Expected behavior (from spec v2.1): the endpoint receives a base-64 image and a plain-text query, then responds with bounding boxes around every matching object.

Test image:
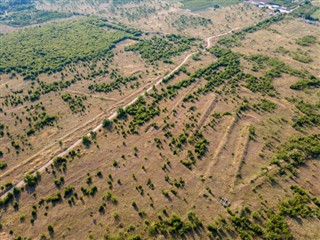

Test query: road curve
[0,28,239,199]
[206,27,240,48]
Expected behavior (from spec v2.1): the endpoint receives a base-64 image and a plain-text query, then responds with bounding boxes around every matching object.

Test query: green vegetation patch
[61,93,86,113]
[243,53,307,95]
[0,0,34,15]
[269,0,297,8]
[88,75,138,93]
[179,0,240,11]
[208,186,320,239]
[172,15,212,30]
[290,76,320,90]
[296,35,318,46]
[271,134,320,175]
[290,99,320,129]
[124,34,197,63]
[126,96,160,134]
[291,50,312,63]
[252,99,276,112]
[290,2,320,21]
[0,17,132,79]
[0,10,74,27]
[311,9,320,20]
[148,212,202,236]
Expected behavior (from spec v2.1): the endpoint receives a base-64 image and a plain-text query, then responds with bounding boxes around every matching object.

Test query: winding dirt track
[206,28,240,48]
[0,28,240,199]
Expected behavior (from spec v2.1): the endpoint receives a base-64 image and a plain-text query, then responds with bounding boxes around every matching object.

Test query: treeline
[88,75,138,93]
[290,77,320,90]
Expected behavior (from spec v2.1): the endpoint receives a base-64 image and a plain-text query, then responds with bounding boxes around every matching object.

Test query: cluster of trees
[120,5,156,22]
[208,186,320,239]
[4,75,83,108]
[290,76,320,90]
[24,171,41,187]
[125,96,160,134]
[279,185,319,218]
[101,21,142,37]
[0,10,74,27]
[148,212,202,236]
[163,46,240,97]
[290,1,320,20]
[61,93,86,113]
[33,113,58,131]
[291,50,313,63]
[290,99,320,129]
[243,53,308,95]
[163,65,190,84]
[124,34,196,63]
[20,103,57,137]
[271,134,320,174]
[172,15,212,30]
[0,187,21,209]
[53,157,67,170]
[88,75,138,93]
[0,17,132,79]
[248,99,275,113]
[296,35,318,46]
[194,133,208,158]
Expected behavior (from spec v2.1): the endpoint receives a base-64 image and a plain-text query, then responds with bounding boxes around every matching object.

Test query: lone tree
[117,107,126,119]
[82,135,91,147]
[102,119,112,129]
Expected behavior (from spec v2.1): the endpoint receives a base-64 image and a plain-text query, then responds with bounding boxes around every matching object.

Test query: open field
[1,1,320,239]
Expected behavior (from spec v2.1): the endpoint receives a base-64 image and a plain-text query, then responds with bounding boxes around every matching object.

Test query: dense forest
[0,17,133,79]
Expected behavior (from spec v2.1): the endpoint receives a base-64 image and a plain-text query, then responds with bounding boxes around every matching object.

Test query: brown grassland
[0,1,320,240]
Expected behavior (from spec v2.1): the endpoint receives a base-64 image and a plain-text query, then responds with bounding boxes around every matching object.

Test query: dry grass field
[1,1,320,239]
[36,0,271,38]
